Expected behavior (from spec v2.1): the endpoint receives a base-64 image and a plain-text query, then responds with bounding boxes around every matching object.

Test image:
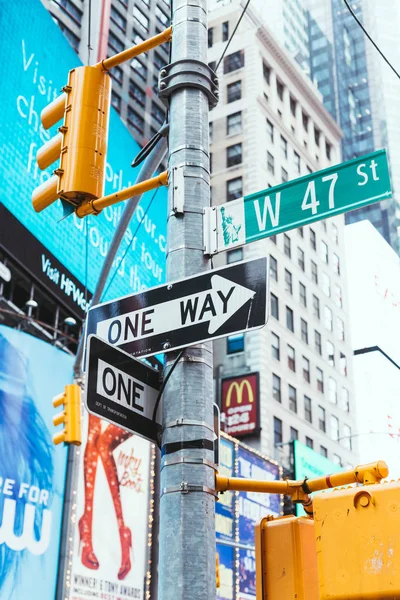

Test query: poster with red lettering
[221,373,260,438]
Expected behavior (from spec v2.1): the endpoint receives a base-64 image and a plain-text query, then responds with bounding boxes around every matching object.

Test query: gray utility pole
[158,0,218,598]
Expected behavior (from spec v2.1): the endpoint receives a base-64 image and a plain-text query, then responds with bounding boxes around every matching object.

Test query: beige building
[209,1,358,471]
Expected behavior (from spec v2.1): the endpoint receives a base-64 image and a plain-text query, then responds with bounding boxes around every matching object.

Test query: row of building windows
[208,21,229,47]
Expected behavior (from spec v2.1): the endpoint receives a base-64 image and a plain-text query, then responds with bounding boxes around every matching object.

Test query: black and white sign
[86,257,268,358]
[85,335,162,442]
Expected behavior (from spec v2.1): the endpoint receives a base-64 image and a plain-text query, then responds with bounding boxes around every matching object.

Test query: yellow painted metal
[32,175,59,213]
[37,133,63,170]
[255,515,319,600]
[52,384,82,446]
[75,170,169,217]
[41,93,66,130]
[314,480,400,599]
[216,553,220,589]
[99,27,172,71]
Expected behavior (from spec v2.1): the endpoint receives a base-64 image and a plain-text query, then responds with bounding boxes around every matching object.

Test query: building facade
[208,1,357,472]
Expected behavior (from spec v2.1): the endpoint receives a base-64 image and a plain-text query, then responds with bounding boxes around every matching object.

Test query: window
[267,119,274,142]
[311,261,318,284]
[332,454,342,467]
[227,177,243,201]
[296,249,305,274]
[324,306,333,331]
[273,374,281,403]
[334,284,343,308]
[110,65,123,85]
[302,112,309,131]
[304,396,312,423]
[267,152,275,175]
[281,135,288,159]
[301,319,308,344]
[320,241,329,264]
[327,341,335,366]
[341,388,350,412]
[133,6,149,30]
[227,143,242,167]
[227,333,244,353]
[290,427,299,441]
[312,295,320,319]
[306,437,314,449]
[317,367,324,392]
[270,256,278,281]
[270,235,277,244]
[271,293,279,319]
[277,79,284,101]
[109,31,124,52]
[131,57,148,81]
[111,6,127,31]
[331,415,339,441]
[222,21,229,41]
[318,406,326,432]
[288,345,296,371]
[286,306,294,332]
[331,223,339,245]
[155,4,169,26]
[310,228,316,250]
[285,269,293,295]
[294,151,301,174]
[227,111,242,135]
[224,50,244,74]
[303,356,310,383]
[57,0,83,23]
[290,96,297,116]
[111,91,121,112]
[299,282,307,307]
[289,385,297,413]
[322,273,331,297]
[153,51,164,71]
[333,253,341,275]
[208,27,213,48]
[227,248,243,263]
[274,417,283,445]
[271,333,280,360]
[132,28,145,45]
[340,352,347,376]
[337,318,345,341]
[328,377,337,404]
[314,127,320,147]
[151,102,164,124]
[342,424,352,450]
[284,234,291,258]
[263,61,271,84]
[129,81,146,106]
[127,107,145,134]
[227,81,241,103]
[320,445,328,458]
[281,167,288,182]
[315,330,322,355]
[326,141,332,160]
[209,121,213,144]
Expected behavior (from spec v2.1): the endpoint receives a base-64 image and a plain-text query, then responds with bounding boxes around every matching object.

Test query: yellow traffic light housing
[32,65,111,214]
[53,383,82,445]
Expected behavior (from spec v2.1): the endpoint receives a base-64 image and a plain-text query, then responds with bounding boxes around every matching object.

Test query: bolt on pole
[158,0,215,598]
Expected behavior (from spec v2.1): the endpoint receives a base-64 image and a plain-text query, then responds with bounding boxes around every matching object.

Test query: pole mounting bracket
[161,482,218,498]
[159,60,219,108]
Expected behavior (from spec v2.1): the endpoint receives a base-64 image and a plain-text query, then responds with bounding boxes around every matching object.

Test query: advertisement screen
[216,438,236,600]
[0,325,73,599]
[217,543,235,600]
[0,0,167,314]
[221,374,260,438]
[71,413,154,600]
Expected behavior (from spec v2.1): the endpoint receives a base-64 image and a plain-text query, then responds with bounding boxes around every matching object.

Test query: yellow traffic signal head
[52,383,82,446]
[32,65,111,215]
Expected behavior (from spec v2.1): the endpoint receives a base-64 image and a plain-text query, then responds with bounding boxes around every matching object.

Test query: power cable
[215,0,251,72]
[87,0,93,64]
[100,187,160,301]
[131,122,169,168]
[342,0,400,81]
[152,349,185,448]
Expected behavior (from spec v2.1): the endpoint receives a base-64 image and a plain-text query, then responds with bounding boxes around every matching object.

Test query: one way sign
[86,257,268,358]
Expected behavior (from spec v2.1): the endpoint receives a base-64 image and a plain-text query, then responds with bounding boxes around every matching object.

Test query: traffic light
[255,515,319,600]
[32,65,111,214]
[314,479,400,600]
[52,383,82,445]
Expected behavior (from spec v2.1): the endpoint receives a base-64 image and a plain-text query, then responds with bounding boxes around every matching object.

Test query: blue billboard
[0,325,73,599]
[0,0,167,311]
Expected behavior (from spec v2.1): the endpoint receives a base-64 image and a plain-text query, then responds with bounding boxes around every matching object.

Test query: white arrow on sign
[96,274,256,347]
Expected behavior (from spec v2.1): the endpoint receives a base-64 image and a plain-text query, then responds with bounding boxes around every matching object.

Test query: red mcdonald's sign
[221,373,260,438]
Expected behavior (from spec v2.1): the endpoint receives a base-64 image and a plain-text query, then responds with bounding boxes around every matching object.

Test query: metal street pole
[158,0,217,597]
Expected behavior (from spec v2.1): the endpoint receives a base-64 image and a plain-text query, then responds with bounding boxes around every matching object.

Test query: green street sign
[204,149,392,255]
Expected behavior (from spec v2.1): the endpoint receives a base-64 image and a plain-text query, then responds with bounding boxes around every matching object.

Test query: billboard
[70,413,154,599]
[0,325,73,599]
[216,437,236,600]
[0,0,167,316]
[221,373,260,438]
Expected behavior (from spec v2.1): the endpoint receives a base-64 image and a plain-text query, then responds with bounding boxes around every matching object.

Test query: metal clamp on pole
[164,418,214,433]
[203,206,218,255]
[161,482,218,498]
[158,60,219,109]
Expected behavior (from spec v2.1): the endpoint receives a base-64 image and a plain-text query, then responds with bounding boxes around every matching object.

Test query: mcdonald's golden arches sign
[221,373,260,438]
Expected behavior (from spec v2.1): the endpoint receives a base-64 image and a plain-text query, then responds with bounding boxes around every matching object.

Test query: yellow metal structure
[255,515,318,600]
[52,383,82,446]
[32,65,111,213]
[216,553,220,589]
[75,170,168,218]
[314,479,400,600]
[99,27,172,71]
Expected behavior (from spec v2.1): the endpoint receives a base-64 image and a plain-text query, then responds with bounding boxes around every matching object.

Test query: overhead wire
[342,0,400,81]
[215,0,251,72]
